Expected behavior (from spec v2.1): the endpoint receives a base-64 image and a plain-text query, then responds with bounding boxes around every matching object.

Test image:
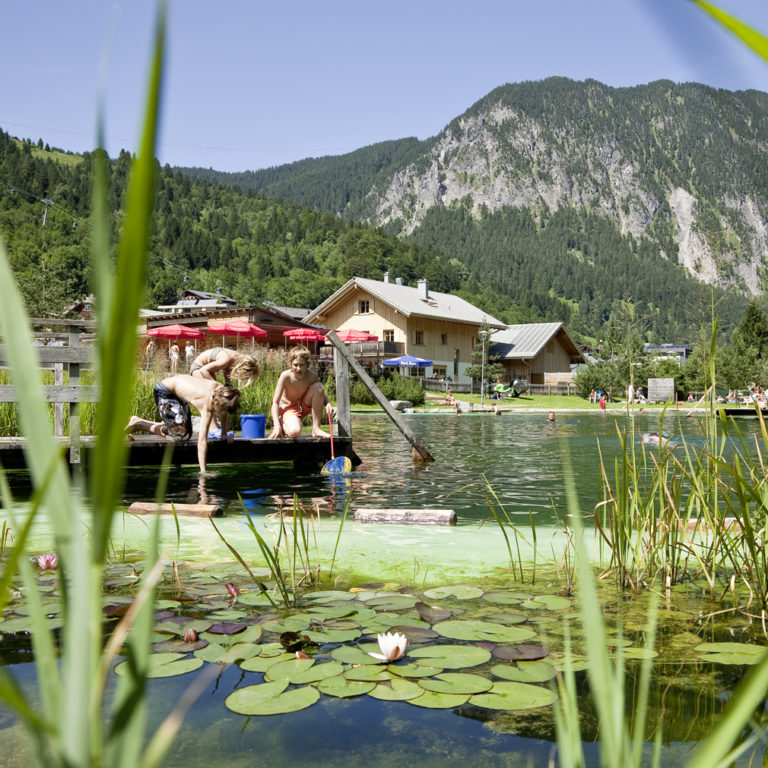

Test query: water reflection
[4,410,754,526]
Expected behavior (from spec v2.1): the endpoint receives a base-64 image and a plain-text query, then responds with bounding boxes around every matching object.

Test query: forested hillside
[179,77,768,340]
[2,73,757,343]
[0,131,459,317]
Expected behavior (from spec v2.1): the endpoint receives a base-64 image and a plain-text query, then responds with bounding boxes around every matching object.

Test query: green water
[1,410,767,767]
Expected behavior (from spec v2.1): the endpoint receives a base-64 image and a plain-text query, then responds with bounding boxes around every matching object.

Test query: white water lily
[368,631,408,661]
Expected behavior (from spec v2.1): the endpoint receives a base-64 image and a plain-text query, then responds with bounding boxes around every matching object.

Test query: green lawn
[350,393,672,411]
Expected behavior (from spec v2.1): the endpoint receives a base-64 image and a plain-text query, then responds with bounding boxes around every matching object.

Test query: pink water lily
[368,631,408,662]
[183,627,199,644]
[225,583,240,602]
[37,552,58,571]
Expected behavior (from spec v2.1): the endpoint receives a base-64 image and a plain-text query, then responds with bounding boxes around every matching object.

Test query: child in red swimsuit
[268,346,329,439]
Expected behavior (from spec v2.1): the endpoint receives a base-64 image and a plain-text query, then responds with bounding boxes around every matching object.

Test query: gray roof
[306,277,505,328]
[491,322,584,362]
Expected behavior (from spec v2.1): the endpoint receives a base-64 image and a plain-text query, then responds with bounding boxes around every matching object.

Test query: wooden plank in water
[354,508,455,525]
[128,502,222,517]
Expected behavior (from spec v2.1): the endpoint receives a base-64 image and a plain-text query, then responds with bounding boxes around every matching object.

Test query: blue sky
[2,1,767,172]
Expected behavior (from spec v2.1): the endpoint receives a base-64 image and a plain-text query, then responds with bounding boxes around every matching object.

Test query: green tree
[464,322,505,388]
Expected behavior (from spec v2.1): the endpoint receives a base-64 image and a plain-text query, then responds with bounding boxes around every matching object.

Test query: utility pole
[41,198,53,227]
[479,329,490,410]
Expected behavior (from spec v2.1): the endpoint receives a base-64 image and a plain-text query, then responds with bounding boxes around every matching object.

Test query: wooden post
[54,363,64,436]
[333,346,352,438]
[325,331,434,463]
[67,324,81,464]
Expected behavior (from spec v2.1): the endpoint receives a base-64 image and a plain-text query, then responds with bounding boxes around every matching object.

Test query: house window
[441,334,447,345]
[383,329,394,342]
[359,300,371,314]
[415,330,424,345]
[432,365,447,378]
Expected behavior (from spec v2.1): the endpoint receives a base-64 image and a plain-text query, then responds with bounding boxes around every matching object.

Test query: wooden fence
[0,319,97,462]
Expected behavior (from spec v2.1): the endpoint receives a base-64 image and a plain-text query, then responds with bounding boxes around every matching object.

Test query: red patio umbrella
[283,327,327,353]
[208,319,267,348]
[147,324,206,339]
[283,328,327,342]
[334,329,378,342]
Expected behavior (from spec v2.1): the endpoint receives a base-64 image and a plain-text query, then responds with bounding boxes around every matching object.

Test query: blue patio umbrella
[382,354,433,367]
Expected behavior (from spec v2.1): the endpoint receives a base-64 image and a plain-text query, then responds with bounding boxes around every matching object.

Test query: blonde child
[190,347,259,387]
[268,346,329,439]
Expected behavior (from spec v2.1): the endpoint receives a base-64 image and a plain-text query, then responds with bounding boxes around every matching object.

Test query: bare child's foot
[125,416,142,434]
[312,427,330,438]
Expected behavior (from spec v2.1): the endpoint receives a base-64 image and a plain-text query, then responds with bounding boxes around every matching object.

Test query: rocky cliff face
[364,84,768,295]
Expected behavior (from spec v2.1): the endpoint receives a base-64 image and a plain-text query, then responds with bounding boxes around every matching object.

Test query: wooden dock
[0,434,359,472]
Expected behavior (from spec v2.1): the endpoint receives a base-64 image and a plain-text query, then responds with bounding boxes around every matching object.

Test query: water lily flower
[183,627,199,644]
[368,631,408,662]
[225,583,240,602]
[37,552,58,571]
[294,650,311,660]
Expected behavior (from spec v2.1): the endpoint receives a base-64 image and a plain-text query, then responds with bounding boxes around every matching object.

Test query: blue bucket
[240,414,266,439]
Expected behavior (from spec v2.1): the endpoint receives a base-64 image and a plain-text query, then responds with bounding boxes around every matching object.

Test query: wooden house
[490,322,585,386]
[304,275,505,383]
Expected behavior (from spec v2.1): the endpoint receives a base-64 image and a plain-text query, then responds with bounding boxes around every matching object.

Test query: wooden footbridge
[0,321,432,473]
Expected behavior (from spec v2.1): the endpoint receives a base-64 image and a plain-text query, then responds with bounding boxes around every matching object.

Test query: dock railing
[0,318,97,462]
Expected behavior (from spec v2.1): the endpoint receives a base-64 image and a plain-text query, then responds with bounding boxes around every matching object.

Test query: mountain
[183,77,768,340]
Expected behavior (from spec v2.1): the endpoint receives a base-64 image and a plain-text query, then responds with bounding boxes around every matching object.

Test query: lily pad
[694,642,768,665]
[304,628,361,644]
[306,590,358,602]
[220,624,262,644]
[415,602,453,623]
[481,613,529,626]
[470,681,556,711]
[388,663,443,678]
[258,642,289,657]
[409,644,491,669]
[407,690,470,709]
[315,675,376,698]
[491,660,557,683]
[492,644,549,661]
[152,637,210,653]
[225,680,319,715]
[621,647,659,660]
[236,591,276,607]
[329,644,382,665]
[387,625,438,642]
[305,605,359,621]
[207,622,247,635]
[520,595,571,611]
[344,665,391,682]
[552,655,591,673]
[423,585,484,601]
[115,653,203,679]
[194,642,261,664]
[261,617,312,634]
[434,619,536,644]
[418,672,493,695]
[364,595,418,611]
[482,591,527,605]
[288,661,346,685]
[368,677,425,701]
[264,657,316,682]
[239,652,295,672]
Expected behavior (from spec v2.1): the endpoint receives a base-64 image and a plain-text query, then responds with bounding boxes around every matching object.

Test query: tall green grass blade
[693,1,768,63]
[90,3,166,562]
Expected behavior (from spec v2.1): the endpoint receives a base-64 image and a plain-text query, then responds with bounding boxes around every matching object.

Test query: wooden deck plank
[0,435,360,471]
